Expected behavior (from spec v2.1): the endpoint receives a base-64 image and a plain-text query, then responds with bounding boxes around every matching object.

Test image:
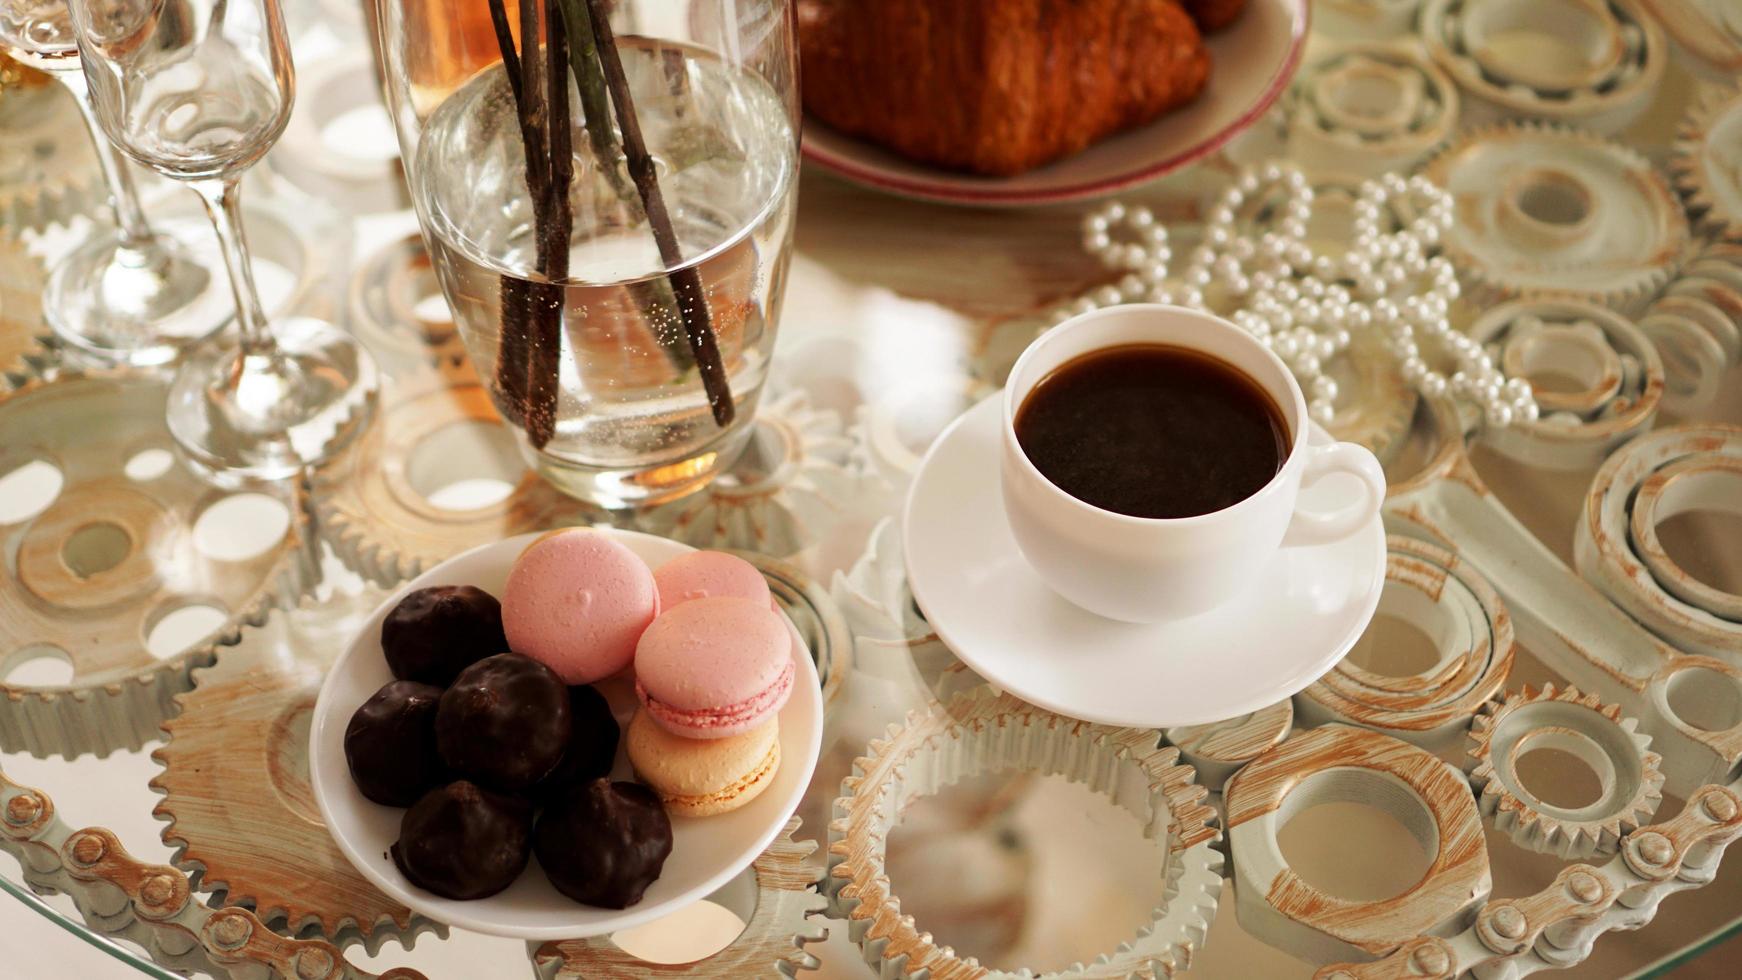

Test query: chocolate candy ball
[344,680,446,807]
[436,653,570,793]
[392,781,531,900]
[382,585,508,686]
[531,685,621,802]
[535,779,672,909]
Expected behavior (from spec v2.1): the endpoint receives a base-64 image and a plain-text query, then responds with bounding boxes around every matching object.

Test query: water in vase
[412,38,797,504]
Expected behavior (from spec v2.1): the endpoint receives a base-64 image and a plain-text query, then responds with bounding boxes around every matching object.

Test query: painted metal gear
[1421,0,1665,135]
[1576,424,1742,661]
[828,688,1222,978]
[3,767,428,980]
[849,374,992,498]
[0,72,101,237]
[1467,684,1664,859]
[1166,698,1294,792]
[345,233,472,385]
[530,817,828,978]
[1227,725,1490,964]
[1296,535,1515,752]
[0,369,317,759]
[1424,123,1689,313]
[312,374,600,586]
[1280,42,1461,179]
[0,236,56,389]
[1466,298,1663,471]
[1639,242,1742,415]
[634,389,874,560]
[150,584,443,951]
[1641,0,1742,82]
[1671,81,1742,244]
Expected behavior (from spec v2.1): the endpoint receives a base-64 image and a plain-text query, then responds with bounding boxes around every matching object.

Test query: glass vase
[372,0,799,507]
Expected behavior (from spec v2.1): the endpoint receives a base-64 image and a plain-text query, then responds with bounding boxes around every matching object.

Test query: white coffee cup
[1001,304,1386,623]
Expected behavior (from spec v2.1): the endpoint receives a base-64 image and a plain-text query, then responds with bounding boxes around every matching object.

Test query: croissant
[797,0,1217,177]
[1184,0,1249,32]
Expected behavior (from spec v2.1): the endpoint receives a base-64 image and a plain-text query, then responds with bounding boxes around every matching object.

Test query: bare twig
[485,0,532,426]
[556,0,693,373]
[582,0,735,426]
[554,0,638,210]
[524,0,574,449]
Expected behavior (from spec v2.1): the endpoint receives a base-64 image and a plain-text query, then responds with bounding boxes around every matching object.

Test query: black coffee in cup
[1013,343,1289,519]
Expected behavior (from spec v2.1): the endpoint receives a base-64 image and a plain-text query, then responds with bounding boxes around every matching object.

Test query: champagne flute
[0,0,230,365]
[62,0,377,478]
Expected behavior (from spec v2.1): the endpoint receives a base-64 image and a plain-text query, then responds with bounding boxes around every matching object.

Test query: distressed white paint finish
[1421,0,1666,134]
[1467,684,1664,859]
[1226,724,1490,965]
[1296,535,1513,752]
[828,689,1222,979]
[1423,124,1689,313]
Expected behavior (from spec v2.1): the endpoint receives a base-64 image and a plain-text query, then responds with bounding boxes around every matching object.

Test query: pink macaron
[634,596,794,739]
[653,550,772,612]
[502,529,659,685]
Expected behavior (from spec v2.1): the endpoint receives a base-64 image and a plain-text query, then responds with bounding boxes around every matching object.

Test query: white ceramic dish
[903,396,1386,728]
[800,0,1309,205]
[309,529,824,940]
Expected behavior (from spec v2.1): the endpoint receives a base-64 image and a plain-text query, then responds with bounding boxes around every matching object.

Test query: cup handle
[1282,440,1387,547]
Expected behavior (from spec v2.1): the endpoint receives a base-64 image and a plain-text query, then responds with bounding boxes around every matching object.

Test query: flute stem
[61,72,156,252]
[190,177,274,354]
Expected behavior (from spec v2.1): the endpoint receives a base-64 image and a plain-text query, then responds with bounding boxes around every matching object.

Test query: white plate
[309,529,824,940]
[903,396,1385,728]
[801,0,1309,205]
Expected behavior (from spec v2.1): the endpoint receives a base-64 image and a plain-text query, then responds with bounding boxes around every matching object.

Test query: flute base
[166,317,379,482]
[43,226,231,367]
[521,420,755,511]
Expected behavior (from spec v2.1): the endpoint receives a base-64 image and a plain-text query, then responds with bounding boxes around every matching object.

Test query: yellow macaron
[625,708,780,817]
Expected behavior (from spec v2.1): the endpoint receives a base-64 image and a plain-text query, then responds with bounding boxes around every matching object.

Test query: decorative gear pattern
[1466,298,1664,471]
[1671,81,1742,244]
[634,389,873,559]
[2,766,428,980]
[345,233,473,385]
[531,818,828,978]
[1297,535,1514,750]
[0,77,101,238]
[1280,43,1460,178]
[1640,0,1742,83]
[1314,783,1742,979]
[1425,123,1689,313]
[1226,724,1491,963]
[1642,238,1742,415]
[1421,0,1665,135]
[828,689,1222,979]
[0,370,317,759]
[0,236,56,389]
[1576,424,1742,661]
[1467,684,1664,859]
[150,584,442,951]
[312,375,600,586]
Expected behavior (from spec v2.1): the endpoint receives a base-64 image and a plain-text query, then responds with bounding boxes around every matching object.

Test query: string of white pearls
[1067,163,1539,429]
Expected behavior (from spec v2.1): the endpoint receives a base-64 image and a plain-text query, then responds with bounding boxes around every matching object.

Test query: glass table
[4,1,1742,977]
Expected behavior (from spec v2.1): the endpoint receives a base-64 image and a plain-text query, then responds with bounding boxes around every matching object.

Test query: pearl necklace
[1069,163,1539,429]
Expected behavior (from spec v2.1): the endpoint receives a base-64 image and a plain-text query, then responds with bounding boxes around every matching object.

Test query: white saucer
[903,396,1386,728]
[309,530,824,940]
